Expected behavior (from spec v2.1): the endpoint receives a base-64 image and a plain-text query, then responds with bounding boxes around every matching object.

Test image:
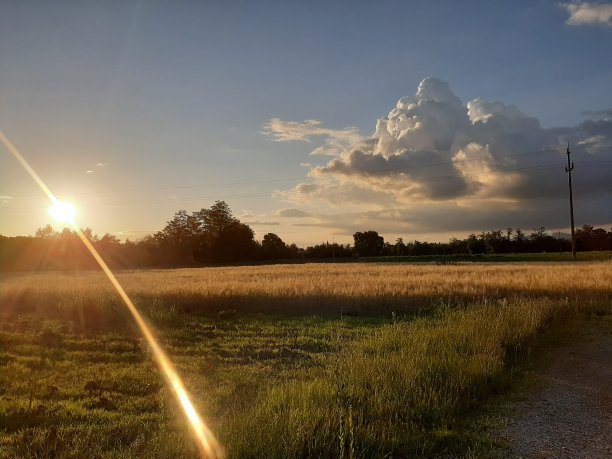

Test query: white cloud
[262,118,364,156]
[0,195,12,204]
[562,2,612,26]
[271,77,612,234]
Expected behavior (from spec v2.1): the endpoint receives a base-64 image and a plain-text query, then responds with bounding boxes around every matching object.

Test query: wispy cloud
[562,2,612,26]
[262,118,363,156]
[85,162,107,174]
[276,208,312,218]
[0,195,12,204]
[244,221,280,226]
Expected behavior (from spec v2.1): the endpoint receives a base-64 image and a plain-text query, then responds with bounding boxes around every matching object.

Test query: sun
[48,201,77,224]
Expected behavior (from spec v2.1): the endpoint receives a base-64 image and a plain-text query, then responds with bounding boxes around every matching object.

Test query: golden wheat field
[3,262,611,315]
[1,262,611,458]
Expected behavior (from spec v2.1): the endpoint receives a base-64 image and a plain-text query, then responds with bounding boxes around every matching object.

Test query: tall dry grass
[2,262,611,322]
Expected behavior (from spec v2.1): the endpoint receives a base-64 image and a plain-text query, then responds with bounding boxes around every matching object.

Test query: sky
[1,0,611,246]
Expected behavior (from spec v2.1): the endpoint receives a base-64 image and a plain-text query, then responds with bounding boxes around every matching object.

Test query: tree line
[1,200,611,271]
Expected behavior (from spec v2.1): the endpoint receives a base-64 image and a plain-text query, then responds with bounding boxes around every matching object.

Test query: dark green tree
[261,233,288,259]
[353,231,384,257]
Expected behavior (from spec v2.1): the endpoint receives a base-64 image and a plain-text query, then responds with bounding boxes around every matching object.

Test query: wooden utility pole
[565,143,576,260]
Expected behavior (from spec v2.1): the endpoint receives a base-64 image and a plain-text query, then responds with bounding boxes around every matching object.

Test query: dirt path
[502,323,612,458]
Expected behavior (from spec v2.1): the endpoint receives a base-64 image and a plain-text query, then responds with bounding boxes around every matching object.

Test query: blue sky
[1,1,611,244]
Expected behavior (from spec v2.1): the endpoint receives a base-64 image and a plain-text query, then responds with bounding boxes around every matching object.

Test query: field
[1,262,611,458]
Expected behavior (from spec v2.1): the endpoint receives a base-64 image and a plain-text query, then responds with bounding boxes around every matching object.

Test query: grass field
[1,262,611,458]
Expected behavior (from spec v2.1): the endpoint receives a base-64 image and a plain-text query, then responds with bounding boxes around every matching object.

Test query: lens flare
[0,132,224,458]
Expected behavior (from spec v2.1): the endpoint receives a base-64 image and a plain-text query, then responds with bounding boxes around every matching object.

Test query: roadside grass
[226,298,611,458]
[0,262,610,457]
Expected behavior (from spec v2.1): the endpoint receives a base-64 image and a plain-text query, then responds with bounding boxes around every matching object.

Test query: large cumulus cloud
[270,78,612,237]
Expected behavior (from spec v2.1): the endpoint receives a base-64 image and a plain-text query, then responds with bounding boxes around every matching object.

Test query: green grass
[1,264,610,457]
[0,312,391,458]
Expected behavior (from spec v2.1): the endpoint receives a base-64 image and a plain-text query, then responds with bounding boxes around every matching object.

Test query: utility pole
[565,143,576,260]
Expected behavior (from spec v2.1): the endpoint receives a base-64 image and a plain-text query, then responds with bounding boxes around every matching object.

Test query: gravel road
[502,324,612,458]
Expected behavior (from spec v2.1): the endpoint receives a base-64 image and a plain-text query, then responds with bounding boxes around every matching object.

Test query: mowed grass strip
[0,262,610,457]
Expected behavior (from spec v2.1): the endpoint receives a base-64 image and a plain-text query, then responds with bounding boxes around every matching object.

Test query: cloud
[272,77,612,235]
[263,118,364,156]
[562,2,612,26]
[0,195,12,204]
[582,109,612,120]
[244,221,280,226]
[85,162,107,174]
[276,208,312,218]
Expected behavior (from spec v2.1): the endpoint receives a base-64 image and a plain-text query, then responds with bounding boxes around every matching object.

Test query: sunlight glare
[48,201,77,224]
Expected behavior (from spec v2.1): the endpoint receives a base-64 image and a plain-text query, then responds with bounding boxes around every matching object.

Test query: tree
[466,233,486,254]
[154,201,257,264]
[483,230,505,254]
[158,210,198,264]
[213,220,257,262]
[529,227,556,252]
[35,225,57,239]
[82,227,99,243]
[193,201,257,262]
[394,237,406,256]
[513,228,525,253]
[261,233,288,259]
[195,201,238,236]
[448,237,467,254]
[353,231,384,257]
